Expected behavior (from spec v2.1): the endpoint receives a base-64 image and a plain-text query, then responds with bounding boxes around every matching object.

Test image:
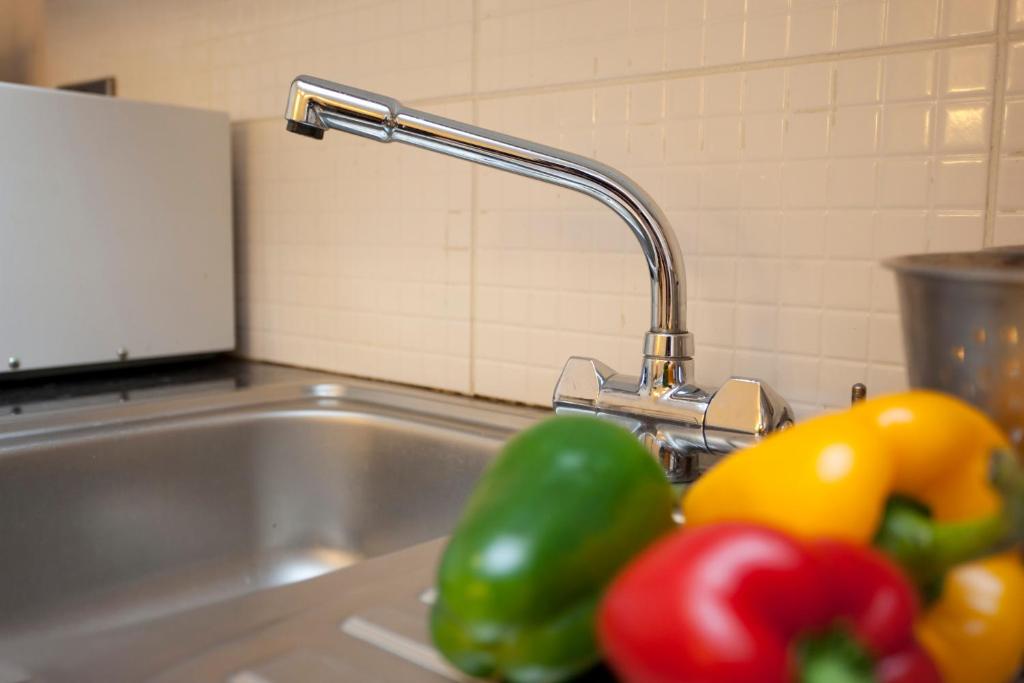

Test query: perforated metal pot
[887,247,1024,450]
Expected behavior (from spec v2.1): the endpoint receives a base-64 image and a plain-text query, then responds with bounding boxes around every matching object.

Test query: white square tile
[596,85,630,123]
[704,72,744,115]
[936,101,989,153]
[788,4,836,56]
[744,11,788,62]
[702,117,743,161]
[821,311,869,360]
[871,264,901,312]
[735,304,778,350]
[781,211,827,256]
[693,347,735,388]
[665,120,702,162]
[825,210,874,259]
[940,44,995,97]
[874,211,928,257]
[747,0,791,16]
[830,106,880,156]
[933,158,988,208]
[741,163,783,207]
[1015,0,1024,29]
[704,19,745,66]
[998,158,1024,211]
[879,159,930,207]
[828,159,878,207]
[695,302,736,346]
[662,166,702,208]
[993,214,1024,246]
[630,82,665,122]
[666,78,702,118]
[1009,43,1024,94]
[785,112,831,158]
[928,213,984,252]
[734,350,778,385]
[698,211,740,253]
[788,62,833,111]
[665,0,704,27]
[778,307,821,355]
[818,358,870,409]
[701,166,742,208]
[779,260,825,305]
[881,103,933,154]
[736,258,779,303]
[836,57,882,105]
[1005,99,1024,154]
[884,0,939,44]
[665,25,703,69]
[836,0,884,50]
[627,30,665,73]
[940,0,997,37]
[629,123,665,164]
[706,0,745,20]
[783,161,829,207]
[883,51,936,102]
[869,314,904,364]
[744,69,787,112]
[823,260,871,309]
[776,354,821,404]
[738,211,782,255]
[867,364,909,396]
[744,114,786,159]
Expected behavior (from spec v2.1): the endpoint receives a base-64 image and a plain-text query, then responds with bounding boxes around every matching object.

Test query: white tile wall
[25,0,1024,416]
[233,106,474,393]
[998,40,1024,247]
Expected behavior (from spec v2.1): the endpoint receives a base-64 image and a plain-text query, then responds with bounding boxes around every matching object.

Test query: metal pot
[887,247,1024,450]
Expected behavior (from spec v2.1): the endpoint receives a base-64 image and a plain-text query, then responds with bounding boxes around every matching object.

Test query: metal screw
[117,347,129,361]
[851,383,867,405]
[7,357,19,370]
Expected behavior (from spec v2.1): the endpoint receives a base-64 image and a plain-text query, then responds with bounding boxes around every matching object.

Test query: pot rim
[884,247,1024,285]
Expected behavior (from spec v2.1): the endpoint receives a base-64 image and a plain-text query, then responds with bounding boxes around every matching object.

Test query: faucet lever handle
[551,357,615,411]
[703,377,794,456]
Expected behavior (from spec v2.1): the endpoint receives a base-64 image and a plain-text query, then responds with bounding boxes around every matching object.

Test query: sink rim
[0,371,548,449]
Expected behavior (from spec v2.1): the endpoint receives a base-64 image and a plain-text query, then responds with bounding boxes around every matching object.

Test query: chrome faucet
[284,75,793,482]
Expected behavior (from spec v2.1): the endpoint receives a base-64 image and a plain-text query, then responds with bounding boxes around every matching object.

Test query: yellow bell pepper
[683,390,1008,542]
[916,553,1024,683]
[682,390,1024,683]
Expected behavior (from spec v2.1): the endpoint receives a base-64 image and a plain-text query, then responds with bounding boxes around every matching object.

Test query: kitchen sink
[0,363,544,681]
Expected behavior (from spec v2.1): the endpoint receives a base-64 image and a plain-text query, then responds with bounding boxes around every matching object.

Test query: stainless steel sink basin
[0,363,543,681]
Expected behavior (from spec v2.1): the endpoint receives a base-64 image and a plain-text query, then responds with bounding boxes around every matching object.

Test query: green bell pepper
[430,415,675,683]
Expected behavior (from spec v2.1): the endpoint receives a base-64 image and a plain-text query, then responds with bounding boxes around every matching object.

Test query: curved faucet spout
[285,74,795,483]
[285,75,688,349]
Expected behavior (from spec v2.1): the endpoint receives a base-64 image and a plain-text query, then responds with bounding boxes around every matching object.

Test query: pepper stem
[799,630,877,683]
[991,447,1024,546]
[873,448,1024,599]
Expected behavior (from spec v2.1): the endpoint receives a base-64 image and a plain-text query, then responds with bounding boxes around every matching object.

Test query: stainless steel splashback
[0,83,234,376]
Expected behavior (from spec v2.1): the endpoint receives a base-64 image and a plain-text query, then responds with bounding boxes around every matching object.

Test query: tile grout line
[410,30,1005,108]
[467,0,480,397]
[983,0,1012,247]
[226,31,1022,126]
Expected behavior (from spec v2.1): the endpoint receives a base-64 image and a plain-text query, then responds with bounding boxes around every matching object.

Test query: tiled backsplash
[26,0,1024,416]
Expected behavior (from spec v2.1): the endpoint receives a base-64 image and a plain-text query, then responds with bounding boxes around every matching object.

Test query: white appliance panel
[0,83,234,374]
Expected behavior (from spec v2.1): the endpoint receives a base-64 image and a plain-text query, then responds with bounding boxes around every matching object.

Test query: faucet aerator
[286,120,325,140]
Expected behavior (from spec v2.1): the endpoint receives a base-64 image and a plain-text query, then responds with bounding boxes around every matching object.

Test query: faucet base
[553,356,794,482]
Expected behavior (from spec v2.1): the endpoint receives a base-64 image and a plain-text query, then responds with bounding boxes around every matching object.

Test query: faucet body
[285,75,793,482]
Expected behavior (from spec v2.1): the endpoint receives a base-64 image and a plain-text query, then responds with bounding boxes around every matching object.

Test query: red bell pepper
[598,523,942,683]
